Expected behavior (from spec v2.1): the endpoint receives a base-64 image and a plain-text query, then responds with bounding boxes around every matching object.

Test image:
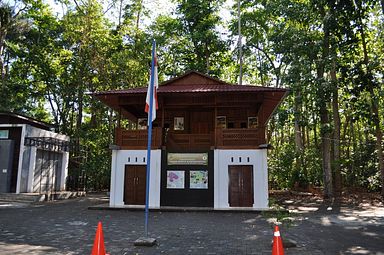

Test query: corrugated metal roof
[93,83,287,96]
[0,111,54,130]
[92,71,288,97]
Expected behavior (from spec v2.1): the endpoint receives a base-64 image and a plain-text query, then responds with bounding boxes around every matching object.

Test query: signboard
[0,130,9,139]
[167,153,208,166]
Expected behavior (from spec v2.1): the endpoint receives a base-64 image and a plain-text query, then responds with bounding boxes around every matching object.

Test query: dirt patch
[270,189,383,208]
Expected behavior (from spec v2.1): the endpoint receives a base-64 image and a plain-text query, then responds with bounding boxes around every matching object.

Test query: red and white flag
[145,43,158,123]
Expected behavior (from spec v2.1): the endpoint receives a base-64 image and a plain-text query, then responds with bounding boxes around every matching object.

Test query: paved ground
[0,194,383,255]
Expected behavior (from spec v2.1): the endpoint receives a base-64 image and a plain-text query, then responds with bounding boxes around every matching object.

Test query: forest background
[1,0,383,199]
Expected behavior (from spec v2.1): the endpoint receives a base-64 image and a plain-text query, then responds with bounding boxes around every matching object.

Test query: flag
[145,42,158,124]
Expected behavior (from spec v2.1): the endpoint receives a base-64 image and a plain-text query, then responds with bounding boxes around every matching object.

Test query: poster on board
[167,170,185,189]
[190,170,208,189]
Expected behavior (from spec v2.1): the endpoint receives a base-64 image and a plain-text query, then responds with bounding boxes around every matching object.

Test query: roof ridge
[160,70,234,86]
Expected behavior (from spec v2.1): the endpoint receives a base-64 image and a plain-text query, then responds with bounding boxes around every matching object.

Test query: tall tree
[173,0,229,76]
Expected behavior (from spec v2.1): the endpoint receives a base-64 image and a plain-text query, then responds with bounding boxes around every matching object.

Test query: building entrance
[228,165,254,207]
[124,165,147,205]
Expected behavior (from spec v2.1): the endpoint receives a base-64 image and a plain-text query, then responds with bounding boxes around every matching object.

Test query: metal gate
[33,149,62,194]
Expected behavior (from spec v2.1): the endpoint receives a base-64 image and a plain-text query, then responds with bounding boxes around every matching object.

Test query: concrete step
[0,191,86,203]
[0,193,45,203]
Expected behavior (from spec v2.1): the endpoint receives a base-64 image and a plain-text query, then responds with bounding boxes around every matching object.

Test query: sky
[4,0,235,32]
[45,0,235,27]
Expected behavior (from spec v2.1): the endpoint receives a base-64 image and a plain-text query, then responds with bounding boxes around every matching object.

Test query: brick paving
[0,195,383,255]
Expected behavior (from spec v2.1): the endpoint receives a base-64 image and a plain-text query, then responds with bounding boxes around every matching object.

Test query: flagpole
[144,40,156,237]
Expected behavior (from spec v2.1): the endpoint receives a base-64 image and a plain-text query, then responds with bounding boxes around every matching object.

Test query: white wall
[111,149,269,210]
[110,149,161,208]
[26,125,70,193]
[0,124,70,193]
[25,125,69,141]
[214,149,269,210]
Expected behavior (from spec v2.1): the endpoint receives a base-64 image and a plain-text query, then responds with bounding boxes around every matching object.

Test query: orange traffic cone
[91,222,106,255]
[272,225,284,255]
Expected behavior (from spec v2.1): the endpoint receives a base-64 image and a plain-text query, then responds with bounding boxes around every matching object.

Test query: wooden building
[0,112,70,194]
[94,71,287,210]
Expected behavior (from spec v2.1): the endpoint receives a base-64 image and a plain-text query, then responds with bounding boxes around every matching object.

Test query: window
[174,117,184,130]
[248,117,258,128]
[138,118,147,130]
[0,130,9,139]
[216,116,226,129]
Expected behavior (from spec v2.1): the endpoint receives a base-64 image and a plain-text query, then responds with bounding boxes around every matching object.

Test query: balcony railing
[114,127,265,150]
[115,127,162,149]
[215,128,265,149]
[166,132,214,151]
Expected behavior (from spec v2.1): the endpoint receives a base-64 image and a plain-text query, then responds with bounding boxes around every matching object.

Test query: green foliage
[1,0,383,194]
[81,121,112,191]
[343,136,380,191]
[152,0,229,77]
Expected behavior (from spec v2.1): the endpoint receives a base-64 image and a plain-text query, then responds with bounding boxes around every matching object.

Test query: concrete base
[134,237,157,247]
[88,203,273,212]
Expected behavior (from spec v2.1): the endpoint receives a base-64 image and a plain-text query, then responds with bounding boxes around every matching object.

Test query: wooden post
[214,95,217,148]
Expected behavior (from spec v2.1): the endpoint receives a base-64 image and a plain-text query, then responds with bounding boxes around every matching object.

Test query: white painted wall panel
[111,149,268,210]
[214,149,269,210]
[109,150,161,208]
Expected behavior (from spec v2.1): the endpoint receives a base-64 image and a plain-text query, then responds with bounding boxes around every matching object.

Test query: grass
[261,197,295,228]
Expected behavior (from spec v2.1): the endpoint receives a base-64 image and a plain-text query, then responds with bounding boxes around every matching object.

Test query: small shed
[94,71,288,210]
[0,112,70,194]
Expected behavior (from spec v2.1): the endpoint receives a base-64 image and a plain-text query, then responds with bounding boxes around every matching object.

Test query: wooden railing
[166,132,214,150]
[215,128,265,149]
[114,127,265,150]
[115,127,162,149]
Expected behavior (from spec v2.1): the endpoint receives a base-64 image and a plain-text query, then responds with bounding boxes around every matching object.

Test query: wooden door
[228,165,254,207]
[124,165,147,205]
[191,111,212,134]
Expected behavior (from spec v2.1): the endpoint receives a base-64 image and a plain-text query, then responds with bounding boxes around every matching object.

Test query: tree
[172,0,229,76]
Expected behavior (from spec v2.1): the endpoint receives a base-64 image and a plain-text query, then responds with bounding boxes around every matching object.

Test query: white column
[149,150,161,208]
[213,150,220,209]
[27,147,37,192]
[16,125,26,194]
[60,152,69,191]
[109,150,118,206]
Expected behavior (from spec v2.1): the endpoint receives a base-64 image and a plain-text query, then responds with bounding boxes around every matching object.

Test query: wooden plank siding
[215,128,265,149]
[114,127,265,150]
[96,72,288,151]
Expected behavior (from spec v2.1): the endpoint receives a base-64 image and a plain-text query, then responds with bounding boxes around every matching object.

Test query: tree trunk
[320,103,333,198]
[331,61,342,196]
[318,8,333,198]
[294,91,304,152]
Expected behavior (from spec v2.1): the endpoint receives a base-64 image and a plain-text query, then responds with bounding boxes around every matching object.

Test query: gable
[160,71,229,86]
